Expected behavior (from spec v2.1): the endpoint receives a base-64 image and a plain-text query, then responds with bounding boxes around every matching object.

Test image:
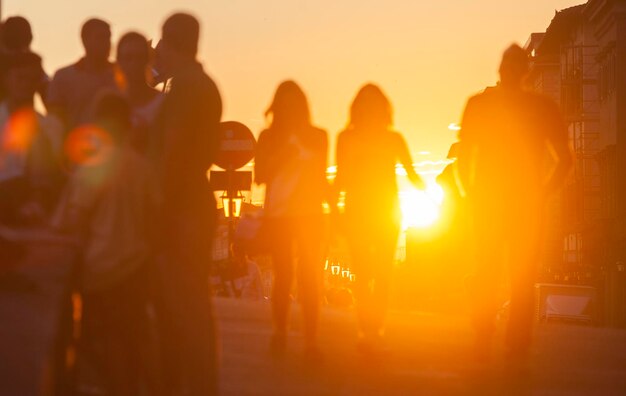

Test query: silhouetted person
[332,84,424,354]
[255,80,328,360]
[458,44,573,369]
[52,92,160,396]
[0,16,33,52]
[47,18,118,132]
[436,142,471,300]
[116,32,164,154]
[0,16,49,107]
[153,13,222,395]
[0,52,62,225]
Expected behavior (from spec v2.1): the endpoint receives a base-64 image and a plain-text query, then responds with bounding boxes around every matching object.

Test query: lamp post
[221,190,244,219]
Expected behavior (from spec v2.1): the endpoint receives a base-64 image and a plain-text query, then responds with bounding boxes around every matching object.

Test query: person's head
[1,16,33,52]
[0,51,43,106]
[348,83,393,131]
[265,80,311,132]
[116,32,150,85]
[92,91,131,143]
[499,44,529,88]
[155,12,199,77]
[81,18,111,63]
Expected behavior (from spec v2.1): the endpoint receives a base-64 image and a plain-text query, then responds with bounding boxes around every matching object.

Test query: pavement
[216,298,626,396]
[2,249,626,396]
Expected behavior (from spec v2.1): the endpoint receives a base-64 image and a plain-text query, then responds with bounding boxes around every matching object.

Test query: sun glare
[400,181,444,229]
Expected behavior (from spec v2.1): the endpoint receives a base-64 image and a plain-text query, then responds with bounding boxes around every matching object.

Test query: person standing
[52,92,161,396]
[0,51,62,225]
[255,81,328,360]
[153,13,222,395]
[115,31,164,155]
[332,84,424,354]
[457,44,573,369]
[46,18,118,133]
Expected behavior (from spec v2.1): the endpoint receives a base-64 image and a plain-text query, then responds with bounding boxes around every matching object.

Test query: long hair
[348,83,393,131]
[265,80,311,133]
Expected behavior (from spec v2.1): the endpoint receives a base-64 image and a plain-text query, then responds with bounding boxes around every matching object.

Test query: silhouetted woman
[116,32,164,154]
[255,81,328,359]
[333,84,424,352]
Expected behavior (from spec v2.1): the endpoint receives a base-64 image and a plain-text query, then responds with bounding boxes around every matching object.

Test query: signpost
[212,121,256,297]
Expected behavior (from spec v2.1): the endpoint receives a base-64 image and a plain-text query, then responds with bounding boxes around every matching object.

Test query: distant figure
[255,81,328,359]
[153,13,222,395]
[0,16,49,108]
[46,18,118,132]
[52,92,160,396]
[332,84,424,353]
[0,52,62,225]
[458,44,573,368]
[115,32,164,154]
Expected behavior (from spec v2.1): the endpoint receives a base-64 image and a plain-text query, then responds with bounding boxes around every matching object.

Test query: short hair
[162,13,199,57]
[81,18,110,41]
[500,44,529,76]
[1,16,33,50]
[117,31,149,59]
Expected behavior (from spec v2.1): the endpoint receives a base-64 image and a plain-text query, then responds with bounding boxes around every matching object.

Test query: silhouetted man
[0,16,49,106]
[153,13,222,395]
[47,18,118,132]
[458,44,573,368]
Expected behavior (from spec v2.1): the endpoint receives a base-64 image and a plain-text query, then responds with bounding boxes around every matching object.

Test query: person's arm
[45,70,69,132]
[328,132,346,213]
[543,100,574,194]
[457,97,479,196]
[396,133,425,190]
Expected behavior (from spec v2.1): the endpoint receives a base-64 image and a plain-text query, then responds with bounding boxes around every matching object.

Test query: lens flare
[64,125,113,166]
[1,108,38,153]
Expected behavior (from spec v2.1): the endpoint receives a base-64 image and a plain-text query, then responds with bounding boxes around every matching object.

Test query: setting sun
[400,181,444,229]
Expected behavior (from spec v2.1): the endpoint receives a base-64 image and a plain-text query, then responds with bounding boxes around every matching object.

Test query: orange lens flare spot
[1,108,38,153]
[64,125,113,166]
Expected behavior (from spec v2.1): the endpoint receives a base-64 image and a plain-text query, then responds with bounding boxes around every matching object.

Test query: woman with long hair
[255,81,328,359]
[333,83,424,353]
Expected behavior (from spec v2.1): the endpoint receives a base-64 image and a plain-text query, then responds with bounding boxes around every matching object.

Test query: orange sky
[6,0,582,164]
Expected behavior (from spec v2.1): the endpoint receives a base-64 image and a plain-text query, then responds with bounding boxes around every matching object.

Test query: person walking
[332,83,424,354]
[255,80,328,361]
[457,44,573,370]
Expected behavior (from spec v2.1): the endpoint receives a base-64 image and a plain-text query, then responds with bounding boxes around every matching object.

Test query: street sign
[215,121,256,170]
[210,171,252,191]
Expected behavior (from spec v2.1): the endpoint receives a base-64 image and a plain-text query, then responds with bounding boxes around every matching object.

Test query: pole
[226,168,240,297]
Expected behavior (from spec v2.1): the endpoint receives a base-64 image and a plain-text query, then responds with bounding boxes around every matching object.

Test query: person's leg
[162,214,218,395]
[370,226,399,338]
[506,213,542,362]
[469,207,505,361]
[347,232,377,340]
[268,219,294,351]
[295,216,324,351]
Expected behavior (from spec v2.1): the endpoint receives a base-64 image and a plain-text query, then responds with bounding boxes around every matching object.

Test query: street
[2,255,626,396]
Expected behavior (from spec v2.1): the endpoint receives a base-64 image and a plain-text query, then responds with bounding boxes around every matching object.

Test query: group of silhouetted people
[0,10,573,396]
